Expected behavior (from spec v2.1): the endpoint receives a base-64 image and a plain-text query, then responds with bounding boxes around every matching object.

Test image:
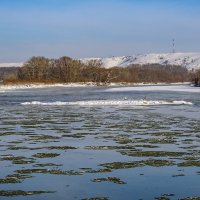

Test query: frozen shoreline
[0,82,192,92]
[0,82,95,91]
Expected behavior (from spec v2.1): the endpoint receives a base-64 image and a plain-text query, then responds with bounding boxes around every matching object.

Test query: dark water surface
[0,85,200,200]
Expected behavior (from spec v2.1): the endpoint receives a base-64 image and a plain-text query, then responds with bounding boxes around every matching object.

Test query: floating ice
[21,100,193,106]
[21,101,68,106]
[106,85,200,93]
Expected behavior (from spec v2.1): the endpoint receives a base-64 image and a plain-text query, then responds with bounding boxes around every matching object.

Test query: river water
[0,85,200,200]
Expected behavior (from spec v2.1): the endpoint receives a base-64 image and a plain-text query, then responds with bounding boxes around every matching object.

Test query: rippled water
[0,85,200,200]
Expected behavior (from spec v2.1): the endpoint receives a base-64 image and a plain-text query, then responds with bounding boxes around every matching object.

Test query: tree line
[0,56,194,84]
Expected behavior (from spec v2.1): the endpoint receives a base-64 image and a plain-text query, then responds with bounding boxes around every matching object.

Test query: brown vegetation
[0,67,19,83]
[2,56,191,84]
[192,69,200,86]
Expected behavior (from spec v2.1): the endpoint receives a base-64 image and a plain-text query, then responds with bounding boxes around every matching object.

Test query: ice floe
[21,100,193,106]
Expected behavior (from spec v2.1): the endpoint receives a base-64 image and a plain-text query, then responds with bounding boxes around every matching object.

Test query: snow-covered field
[81,52,200,70]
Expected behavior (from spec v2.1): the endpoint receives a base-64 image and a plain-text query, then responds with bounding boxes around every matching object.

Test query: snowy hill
[81,53,200,71]
[1,53,200,71]
[0,63,23,68]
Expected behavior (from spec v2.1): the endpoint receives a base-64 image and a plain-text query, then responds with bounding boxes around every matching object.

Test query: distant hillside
[0,63,23,68]
[81,53,200,71]
[1,56,189,84]
[1,53,200,71]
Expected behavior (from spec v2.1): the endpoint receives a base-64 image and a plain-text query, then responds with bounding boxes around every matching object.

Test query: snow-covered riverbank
[0,83,95,92]
[0,82,195,93]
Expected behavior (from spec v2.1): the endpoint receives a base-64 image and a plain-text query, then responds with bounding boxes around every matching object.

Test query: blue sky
[0,0,200,62]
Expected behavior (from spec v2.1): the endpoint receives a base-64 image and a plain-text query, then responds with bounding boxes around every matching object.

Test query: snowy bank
[0,82,95,92]
[0,82,190,92]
